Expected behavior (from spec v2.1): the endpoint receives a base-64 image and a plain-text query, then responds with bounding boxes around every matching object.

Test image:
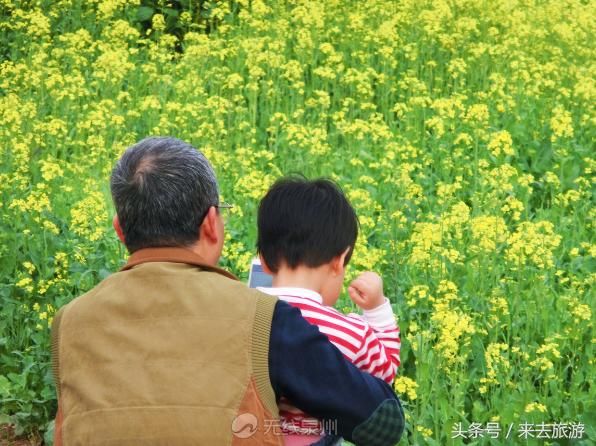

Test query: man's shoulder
[55,269,126,318]
[56,266,281,335]
[195,267,279,302]
[67,263,279,306]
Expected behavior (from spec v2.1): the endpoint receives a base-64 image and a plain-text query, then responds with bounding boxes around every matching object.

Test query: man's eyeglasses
[199,202,234,224]
[215,202,233,223]
[215,202,233,211]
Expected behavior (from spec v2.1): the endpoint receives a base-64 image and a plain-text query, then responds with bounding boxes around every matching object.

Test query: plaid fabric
[311,434,343,445]
[352,399,405,446]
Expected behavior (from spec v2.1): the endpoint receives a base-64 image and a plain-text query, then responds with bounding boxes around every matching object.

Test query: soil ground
[0,424,42,446]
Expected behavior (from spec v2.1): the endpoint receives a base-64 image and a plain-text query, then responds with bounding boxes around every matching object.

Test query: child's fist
[348,272,385,311]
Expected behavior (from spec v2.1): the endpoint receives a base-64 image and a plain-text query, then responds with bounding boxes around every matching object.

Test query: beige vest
[52,247,282,446]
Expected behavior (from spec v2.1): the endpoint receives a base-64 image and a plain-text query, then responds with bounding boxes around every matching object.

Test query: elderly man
[51,137,404,445]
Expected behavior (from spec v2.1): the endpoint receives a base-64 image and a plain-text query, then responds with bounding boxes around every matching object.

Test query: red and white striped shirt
[258,287,401,436]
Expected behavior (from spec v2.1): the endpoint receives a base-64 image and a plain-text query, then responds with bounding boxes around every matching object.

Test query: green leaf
[0,375,11,397]
[44,420,55,446]
[162,7,179,17]
[136,6,155,21]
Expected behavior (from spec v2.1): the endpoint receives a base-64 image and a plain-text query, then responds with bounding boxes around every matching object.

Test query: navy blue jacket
[269,300,405,445]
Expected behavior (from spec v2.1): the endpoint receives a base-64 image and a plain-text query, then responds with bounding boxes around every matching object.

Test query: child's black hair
[257,176,359,273]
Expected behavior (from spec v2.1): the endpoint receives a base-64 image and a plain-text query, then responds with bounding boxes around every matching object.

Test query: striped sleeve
[351,299,401,383]
[280,296,366,361]
[283,294,400,382]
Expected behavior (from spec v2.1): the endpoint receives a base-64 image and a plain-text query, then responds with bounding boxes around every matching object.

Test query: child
[257,177,401,445]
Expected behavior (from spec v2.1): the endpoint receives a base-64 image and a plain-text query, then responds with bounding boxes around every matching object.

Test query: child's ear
[259,254,274,275]
[332,247,351,275]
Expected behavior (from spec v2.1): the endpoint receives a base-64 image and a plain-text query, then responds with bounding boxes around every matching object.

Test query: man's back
[52,247,281,445]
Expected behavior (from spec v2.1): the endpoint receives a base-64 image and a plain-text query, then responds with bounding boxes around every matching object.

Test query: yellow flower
[22,262,36,275]
[152,14,166,32]
[16,277,33,292]
[555,189,582,207]
[480,343,509,389]
[487,130,514,157]
[431,301,475,365]
[98,0,137,20]
[505,221,561,269]
[447,58,467,79]
[9,188,52,214]
[525,402,547,413]
[393,376,418,400]
[465,103,489,124]
[501,196,524,221]
[408,222,442,265]
[70,192,108,242]
[470,216,508,252]
[543,171,561,188]
[550,106,574,141]
[43,220,60,235]
[235,170,276,201]
[93,46,134,83]
[570,303,591,323]
[40,158,64,182]
[416,426,433,437]
[406,285,432,307]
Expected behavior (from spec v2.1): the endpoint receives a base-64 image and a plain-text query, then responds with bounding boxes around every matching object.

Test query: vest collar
[121,246,238,281]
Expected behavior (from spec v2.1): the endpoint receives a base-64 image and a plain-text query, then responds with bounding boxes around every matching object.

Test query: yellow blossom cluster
[431,302,476,366]
[469,216,508,253]
[529,335,563,374]
[393,376,418,401]
[429,282,476,366]
[487,288,510,330]
[487,130,514,157]
[406,285,432,308]
[479,343,509,394]
[550,106,574,142]
[70,191,109,242]
[525,402,548,413]
[505,221,562,269]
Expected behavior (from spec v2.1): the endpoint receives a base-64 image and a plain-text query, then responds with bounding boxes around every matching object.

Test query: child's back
[257,177,401,442]
[259,286,400,438]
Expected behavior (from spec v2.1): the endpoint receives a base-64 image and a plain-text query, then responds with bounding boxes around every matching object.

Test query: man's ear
[259,254,274,275]
[113,214,125,244]
[331,247,351,275]
[199,206,219,243]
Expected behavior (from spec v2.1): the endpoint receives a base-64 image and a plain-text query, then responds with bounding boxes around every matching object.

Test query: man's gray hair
[110,136,219,253]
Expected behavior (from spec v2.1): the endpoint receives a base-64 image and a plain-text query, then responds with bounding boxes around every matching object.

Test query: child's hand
[348,272,385,311]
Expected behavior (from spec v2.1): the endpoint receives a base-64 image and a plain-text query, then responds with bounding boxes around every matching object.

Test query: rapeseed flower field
[1,0,594,444]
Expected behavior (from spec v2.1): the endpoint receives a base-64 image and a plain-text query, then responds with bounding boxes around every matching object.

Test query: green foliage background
[0,0,594,443]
